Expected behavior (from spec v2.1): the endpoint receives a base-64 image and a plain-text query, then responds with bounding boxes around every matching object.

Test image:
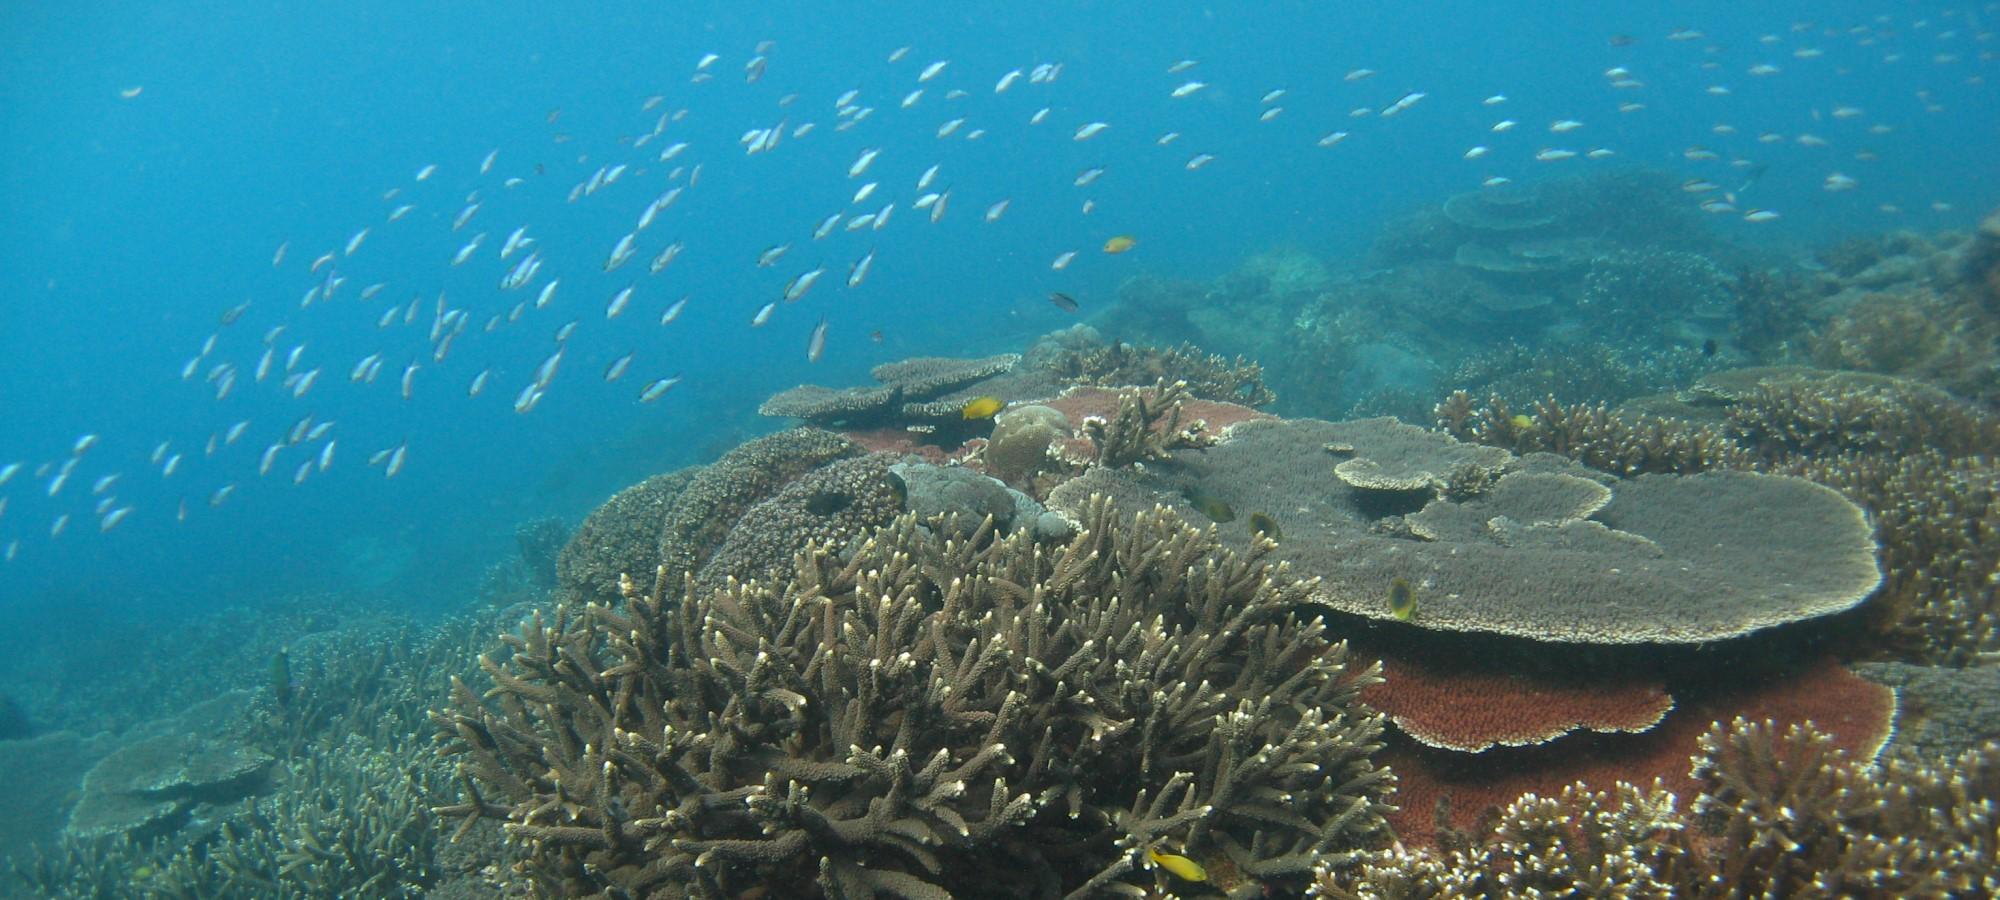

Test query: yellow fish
[1102,235,1137,254]
[961,396,1006,420]
[1388,577,1417,621]
[1146,846,1208,883]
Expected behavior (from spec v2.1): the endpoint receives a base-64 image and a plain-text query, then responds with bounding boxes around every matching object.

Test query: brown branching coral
[435,498,1392,898]
[1435,391,1744,477]
[1313,782,1686,899]
[1722,377,2000,462]
[1685,720,1997,897]
[1083,379,1217,469]
[1035,339,1277,407]
[1808,288,1989,391]
[1314,720,2000,899]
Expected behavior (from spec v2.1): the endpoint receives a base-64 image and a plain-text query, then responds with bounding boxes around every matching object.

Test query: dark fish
[1387,577,1416,621]
[1249,511,1281,542]
[1701,338,1718,357]
[269,649,294,708]
[1048,292,1079,313]
[1183,487,1234,523]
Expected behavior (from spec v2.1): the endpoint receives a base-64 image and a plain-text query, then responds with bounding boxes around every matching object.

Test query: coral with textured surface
[1054,417,1881,644]
[436,499,1393,899]
[1444,368,2000,664]
[1313,716,1969,899]
[554,470,697,604]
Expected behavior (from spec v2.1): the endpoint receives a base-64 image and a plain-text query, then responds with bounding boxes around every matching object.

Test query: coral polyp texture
[1316,719,1997,899]
[435,497,1393,898]
[1052,416,1882,644]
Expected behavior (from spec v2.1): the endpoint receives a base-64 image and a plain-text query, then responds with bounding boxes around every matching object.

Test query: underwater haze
[2,2,1999,895]
[3,1,1990,610]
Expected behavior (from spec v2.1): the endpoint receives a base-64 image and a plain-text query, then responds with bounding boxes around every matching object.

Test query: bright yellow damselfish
[961,396,1006,420]
[1102,235,1138,254]
[1146,846,1208,883]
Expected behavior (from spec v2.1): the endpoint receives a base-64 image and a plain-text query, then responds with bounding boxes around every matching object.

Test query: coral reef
[1358,644,1671,753]
[513,517,570,591]
[1579,249,1738,342]
[1436,391,1743,477]
[1027,335,1277,407]
[1317,716,1992,899]
[1436,341,1720,415]
[0,598,517,899]
[1055,417,1881,644]
[555,470,698,605]
[9,737,457,900]
[1078,379,1218,469]
[67,723,273,841]
[759,354,1024,427]
[653,428,861,590]
[436,499,1392,898]
[694,452,907,591]
[1442,367,2000,664]
[1854,662,2000,762]
[984,404,1070,485]
[1375,654,1897,843]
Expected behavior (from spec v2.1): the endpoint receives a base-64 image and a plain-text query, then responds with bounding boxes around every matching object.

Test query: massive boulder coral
[554,470,697,604]
[435,499,1393,899]
[692,452,907,591]
[555,429,862,605]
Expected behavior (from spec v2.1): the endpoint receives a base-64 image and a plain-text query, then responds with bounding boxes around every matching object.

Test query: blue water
[1,0,1993,615]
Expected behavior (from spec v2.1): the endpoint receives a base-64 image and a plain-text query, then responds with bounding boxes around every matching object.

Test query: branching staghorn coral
[1313,720,2000,899]
[1035,339,1277,407]
[1434,391,1744,477]
[1312,782,1686,899]
[435,497,1392,898]
[1083,379,1218,470]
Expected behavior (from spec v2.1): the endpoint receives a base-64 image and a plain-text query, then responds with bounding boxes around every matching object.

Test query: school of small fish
[1,13,1987,566]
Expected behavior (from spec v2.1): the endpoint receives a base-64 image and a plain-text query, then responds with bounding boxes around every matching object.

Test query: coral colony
[6,184,1998,898]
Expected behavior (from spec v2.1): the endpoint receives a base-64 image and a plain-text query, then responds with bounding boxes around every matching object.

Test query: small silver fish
[639,374,681,402]
[849,147,881,178]
[807,316,828,362]
[848,251,875,288]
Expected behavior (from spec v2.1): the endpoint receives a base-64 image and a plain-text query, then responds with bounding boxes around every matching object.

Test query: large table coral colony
[431,312,2000,897]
